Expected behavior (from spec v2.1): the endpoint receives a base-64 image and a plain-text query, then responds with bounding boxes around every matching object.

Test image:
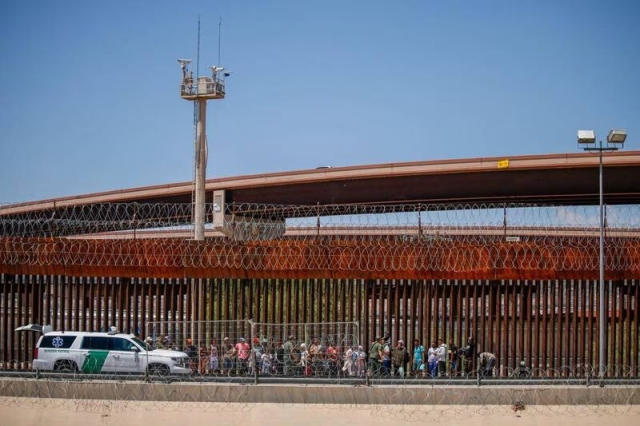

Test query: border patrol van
[18,325,191,376]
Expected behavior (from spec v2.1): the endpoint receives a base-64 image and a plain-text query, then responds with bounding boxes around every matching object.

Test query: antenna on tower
[218,16,222,66]
[196,15,201,82]
[193,16,201,128]
[191,16,201,234]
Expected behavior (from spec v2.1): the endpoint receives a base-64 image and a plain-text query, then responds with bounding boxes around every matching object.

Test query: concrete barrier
[1,379,639,405]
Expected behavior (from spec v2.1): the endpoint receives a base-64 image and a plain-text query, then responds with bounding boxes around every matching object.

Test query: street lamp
[577,129,627,378]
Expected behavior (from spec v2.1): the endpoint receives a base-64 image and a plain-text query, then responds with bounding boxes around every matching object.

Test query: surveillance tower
[178,59,229,240]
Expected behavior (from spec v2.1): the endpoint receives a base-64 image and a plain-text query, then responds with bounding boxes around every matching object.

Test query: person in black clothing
[516,360,531,378]
[448,339,459,377]
[184,338,198,372]
[460,336,476,376]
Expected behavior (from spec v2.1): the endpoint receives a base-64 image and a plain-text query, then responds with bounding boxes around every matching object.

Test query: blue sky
[1,0,639,204]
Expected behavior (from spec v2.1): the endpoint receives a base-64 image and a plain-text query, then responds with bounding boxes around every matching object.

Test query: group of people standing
[363,335,532,379]
[361,335,479,378]
[144,333,492,378]
[283,335,344,376]
[146,335,253,375]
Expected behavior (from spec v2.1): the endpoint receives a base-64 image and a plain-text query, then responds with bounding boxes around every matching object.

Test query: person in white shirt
[342,346,355,376]
[427,342,438,377]
[299,343,311,376]
[436,339,448,377]
[355,346,367,377]
[382,338,391,376]
[260,350,273,375]
[479,352,496,377]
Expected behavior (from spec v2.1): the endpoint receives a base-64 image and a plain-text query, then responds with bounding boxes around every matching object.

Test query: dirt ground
[1,398,639,426]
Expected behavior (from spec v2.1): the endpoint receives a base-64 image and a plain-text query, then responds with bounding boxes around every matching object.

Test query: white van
[17,325,191,376]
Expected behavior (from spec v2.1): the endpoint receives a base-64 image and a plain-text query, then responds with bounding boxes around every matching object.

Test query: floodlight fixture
[577,130,596,144]
[607,129,627,144]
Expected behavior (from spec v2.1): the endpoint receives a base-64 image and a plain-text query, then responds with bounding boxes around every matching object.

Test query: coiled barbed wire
[1,203,639,273]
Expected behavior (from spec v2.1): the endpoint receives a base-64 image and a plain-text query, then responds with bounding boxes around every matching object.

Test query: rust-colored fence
[1,274,638,375]
[2,202,640,376]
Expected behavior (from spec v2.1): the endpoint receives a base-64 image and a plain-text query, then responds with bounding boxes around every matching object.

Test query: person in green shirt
[283,335,296,375]
[413,339,426,376]
[368,336,384,376]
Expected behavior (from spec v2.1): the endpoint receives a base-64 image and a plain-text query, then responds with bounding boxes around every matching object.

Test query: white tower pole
[194,99,207,241]
[179,57,227,241]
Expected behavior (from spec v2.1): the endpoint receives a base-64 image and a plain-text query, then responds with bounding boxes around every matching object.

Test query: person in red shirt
[235,337,251,374]
[326,343,338,374]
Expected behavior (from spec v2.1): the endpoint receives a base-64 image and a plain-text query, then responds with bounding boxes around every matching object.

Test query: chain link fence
[143,320,359,378]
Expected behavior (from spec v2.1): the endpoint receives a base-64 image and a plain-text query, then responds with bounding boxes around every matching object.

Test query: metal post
[249,320,258,384]
[598,143,606,378]
[194,99,207,241]
[579,130,627,376]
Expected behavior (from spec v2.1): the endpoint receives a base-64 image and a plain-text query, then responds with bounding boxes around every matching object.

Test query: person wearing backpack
[459,336,476,376]
[368,336,384,376]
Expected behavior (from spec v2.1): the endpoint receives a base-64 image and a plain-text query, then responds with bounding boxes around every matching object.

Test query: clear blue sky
[1,0,639,204]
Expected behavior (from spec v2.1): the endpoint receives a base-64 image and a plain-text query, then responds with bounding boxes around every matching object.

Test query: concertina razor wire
[0,202,639,273]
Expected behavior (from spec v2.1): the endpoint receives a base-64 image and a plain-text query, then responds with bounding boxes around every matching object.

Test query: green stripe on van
[81,350,109,373]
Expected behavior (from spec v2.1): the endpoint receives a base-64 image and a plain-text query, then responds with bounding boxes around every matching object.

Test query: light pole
[577,129,627,378]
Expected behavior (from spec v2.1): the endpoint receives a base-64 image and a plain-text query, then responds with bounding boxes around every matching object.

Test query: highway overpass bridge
[2,150,640,215]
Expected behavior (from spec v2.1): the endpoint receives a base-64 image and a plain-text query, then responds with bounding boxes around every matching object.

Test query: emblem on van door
[52,336,64,348]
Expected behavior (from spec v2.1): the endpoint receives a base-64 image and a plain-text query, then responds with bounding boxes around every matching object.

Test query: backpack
[369,343,377,359]
[403,349,410,365]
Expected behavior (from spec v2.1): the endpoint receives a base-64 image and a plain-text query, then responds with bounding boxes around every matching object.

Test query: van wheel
[148,364,170,377]
[54,360,77,373]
